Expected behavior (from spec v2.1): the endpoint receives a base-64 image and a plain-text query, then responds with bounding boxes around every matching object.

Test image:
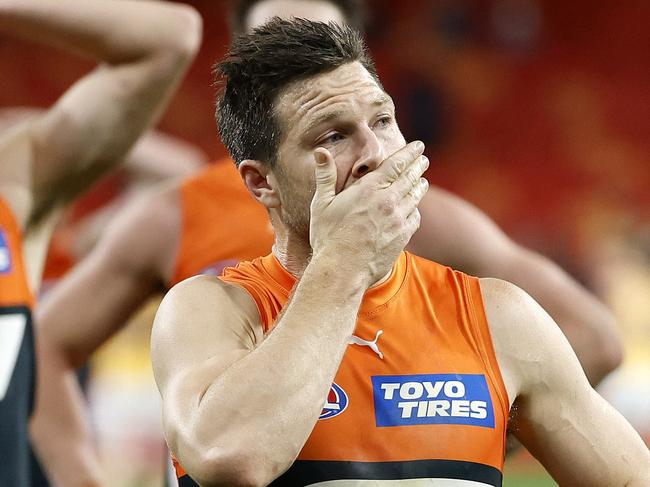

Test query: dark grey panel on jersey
[269,459,502,486]
[0,305,35,486]
[177,458,502,487]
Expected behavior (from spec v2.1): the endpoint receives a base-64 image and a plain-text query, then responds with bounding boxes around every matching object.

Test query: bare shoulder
[479,278,583,402]
[120,180,181,234]
[98,180,182,277]
[151,274,263,392]
[419,185,481,217]
[409,186,511,273]
[157,273,260,325]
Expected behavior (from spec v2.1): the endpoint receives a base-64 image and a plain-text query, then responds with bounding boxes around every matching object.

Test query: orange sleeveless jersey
[168,159,274,286]
[0,197,36,484]
[175,251,509,486]
[0,199,34,308]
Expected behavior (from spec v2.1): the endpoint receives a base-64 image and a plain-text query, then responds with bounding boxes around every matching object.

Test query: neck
[271,217,396,288]
[270,217,312,278]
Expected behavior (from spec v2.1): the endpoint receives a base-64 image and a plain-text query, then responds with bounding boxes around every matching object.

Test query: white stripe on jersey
[0,312,26,400]
[307,479,495,486]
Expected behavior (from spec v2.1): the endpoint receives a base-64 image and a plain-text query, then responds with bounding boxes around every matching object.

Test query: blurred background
[2,0,649,485]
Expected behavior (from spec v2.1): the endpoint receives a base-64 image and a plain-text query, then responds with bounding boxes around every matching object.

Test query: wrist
[308,249,372,296]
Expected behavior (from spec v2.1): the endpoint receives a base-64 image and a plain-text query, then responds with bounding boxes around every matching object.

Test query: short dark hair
[228,0,368,36]
[215,18,380,167]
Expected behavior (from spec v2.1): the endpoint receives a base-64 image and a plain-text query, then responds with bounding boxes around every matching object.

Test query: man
[153,19,650,486]
[0,0,201,485]
[35,0,621,482]
[34,0,621,482]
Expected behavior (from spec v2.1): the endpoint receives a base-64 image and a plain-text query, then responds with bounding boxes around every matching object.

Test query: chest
[276,309,507,486]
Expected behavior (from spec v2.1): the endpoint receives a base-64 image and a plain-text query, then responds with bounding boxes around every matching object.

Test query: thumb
[313,148,337,202]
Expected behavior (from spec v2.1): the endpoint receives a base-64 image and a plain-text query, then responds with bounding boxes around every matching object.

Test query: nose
[351,126,384,178]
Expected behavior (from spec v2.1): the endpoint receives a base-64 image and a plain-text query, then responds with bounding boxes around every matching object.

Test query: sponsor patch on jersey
[0,228,12,274]
[372,374,495,428]
[319,382,348,420]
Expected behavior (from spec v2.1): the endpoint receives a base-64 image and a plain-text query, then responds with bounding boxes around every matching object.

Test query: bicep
[483,280,649,486]
[29,54,188,214]
[150,278,262,448]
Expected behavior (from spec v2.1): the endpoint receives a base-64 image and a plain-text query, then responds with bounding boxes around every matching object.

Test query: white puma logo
[349,329,384,359]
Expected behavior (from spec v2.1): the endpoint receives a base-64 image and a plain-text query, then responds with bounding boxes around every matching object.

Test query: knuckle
[380,196,396,215]
[408,169,419,186]
[413,179,428,201]
[358,184,373,199]
[392,156,407,175]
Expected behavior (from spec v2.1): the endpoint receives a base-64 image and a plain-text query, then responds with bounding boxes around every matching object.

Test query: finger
[312,148,337,203]
[391,154,429,198]
[411,177,429,204]
[398,177,429,217]
[405,207,422,235]
[372,140,424,185]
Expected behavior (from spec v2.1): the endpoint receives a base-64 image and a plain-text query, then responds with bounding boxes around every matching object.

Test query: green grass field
[504,473,556,487]
[503,451,557,486]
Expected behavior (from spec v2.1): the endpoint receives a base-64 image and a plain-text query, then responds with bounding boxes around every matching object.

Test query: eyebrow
[303,94,394,135]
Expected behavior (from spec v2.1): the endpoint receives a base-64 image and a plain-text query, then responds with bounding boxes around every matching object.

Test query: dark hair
[228,0,368,36]
[215,18,380,167]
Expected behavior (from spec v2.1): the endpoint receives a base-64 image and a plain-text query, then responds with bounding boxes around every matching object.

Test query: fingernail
[415,141,424,152]
[422,156,429,169]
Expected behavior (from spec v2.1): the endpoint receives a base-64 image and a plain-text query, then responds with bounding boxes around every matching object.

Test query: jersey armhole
[462,274,510,441]
[219,277,271,332]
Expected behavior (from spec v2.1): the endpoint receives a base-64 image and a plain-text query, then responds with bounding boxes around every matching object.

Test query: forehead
[246,0,346,32]
[275,62,389,133]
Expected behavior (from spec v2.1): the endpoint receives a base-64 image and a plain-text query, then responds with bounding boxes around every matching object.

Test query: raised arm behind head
[0,0,202,229]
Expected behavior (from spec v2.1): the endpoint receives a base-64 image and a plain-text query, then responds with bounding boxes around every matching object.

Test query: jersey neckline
[258,251,410,317]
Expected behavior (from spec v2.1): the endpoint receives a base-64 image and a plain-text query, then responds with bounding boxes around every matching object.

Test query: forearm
[518,388,650,486]
[3,0,201,220]
[177,256,366,485]
[501,246,622,384]
[30,341,102,487]
[0,0,200,62]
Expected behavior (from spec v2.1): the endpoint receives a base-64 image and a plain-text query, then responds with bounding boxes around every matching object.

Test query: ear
[239,159,281,209]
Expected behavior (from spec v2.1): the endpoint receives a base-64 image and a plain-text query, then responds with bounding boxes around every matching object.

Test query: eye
[320,132,345,145]
[375,115,393,128]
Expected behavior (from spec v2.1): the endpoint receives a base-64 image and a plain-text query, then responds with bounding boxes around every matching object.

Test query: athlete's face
[271,62,406,239]
[245,0,346,32]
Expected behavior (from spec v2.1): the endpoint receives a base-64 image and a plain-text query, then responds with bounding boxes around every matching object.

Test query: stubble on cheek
[276,167,316,241]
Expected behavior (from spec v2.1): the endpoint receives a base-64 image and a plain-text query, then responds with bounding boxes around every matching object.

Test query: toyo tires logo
[372,374,495,428]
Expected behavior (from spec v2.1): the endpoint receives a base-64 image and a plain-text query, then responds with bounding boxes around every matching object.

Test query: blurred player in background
[0,107,207,294]
[0,0,201,485]
[33,0,623,484]
[0,107,207,487]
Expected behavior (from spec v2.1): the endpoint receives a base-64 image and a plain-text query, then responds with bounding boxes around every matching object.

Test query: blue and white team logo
[319,382,348,420]
[372,374,495,428]
[0,229,11,274]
